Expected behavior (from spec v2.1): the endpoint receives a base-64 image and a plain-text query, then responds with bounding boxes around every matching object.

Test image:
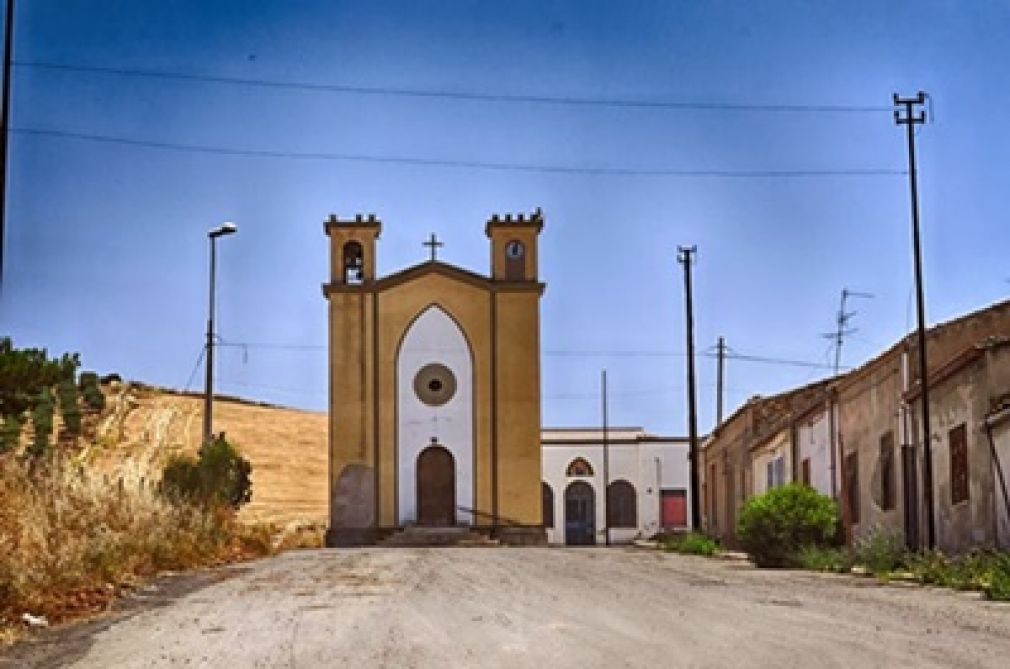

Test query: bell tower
[486,207,543,281]
[325,213,381,285]
[323,212,381,546]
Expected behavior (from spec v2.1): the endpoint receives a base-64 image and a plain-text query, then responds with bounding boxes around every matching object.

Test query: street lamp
[203,222,237,445]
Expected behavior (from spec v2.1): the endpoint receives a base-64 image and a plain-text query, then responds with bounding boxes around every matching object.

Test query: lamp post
[203,222,237,446]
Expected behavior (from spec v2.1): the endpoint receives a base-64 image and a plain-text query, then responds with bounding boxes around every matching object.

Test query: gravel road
[5,547,1010,668]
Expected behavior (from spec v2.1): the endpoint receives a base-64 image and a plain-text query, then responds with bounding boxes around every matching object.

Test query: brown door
[417,446,455,526]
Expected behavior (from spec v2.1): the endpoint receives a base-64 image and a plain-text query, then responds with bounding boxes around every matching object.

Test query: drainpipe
[985,413,1010,541]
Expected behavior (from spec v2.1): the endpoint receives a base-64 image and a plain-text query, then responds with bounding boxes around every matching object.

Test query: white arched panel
[396,306,474,525]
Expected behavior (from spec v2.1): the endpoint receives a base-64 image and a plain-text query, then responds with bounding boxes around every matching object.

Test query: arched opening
[566,457,594,477]
[416,445,456,526]
[542,482,554,528]
[607,480,637,528]
[564,481,595,545]
[342,241,364,284]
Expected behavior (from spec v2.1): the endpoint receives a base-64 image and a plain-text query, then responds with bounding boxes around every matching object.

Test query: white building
[540,428,692,545]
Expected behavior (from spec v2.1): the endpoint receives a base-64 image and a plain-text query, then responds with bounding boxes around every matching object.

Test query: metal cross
[423,233,443,262]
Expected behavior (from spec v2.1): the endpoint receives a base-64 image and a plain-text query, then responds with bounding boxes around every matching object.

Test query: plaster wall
[796,409,834,497]
[837,356,907,542]
[396,306,474,525]
[750,430,790,496]
[924,360,995,553]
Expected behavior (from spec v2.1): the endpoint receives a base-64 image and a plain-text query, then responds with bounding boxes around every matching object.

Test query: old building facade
[540,428,691,545]
[702,299,1010,554]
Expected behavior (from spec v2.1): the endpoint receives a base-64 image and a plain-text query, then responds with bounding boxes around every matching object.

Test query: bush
[78,372,106,413]
[853,526,908,576]
[57,380,82,437]
[736,484,839,567]
[799,545,852,573]
[662,532,719,556]
[161,436,252,510]
[28,389,55,458]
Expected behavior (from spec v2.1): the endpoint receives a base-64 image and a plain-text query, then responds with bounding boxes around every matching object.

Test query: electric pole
[678,246,701,530]
[715,336,726,427]
[0,0,16,283]
[894,91,934,550]
[601,369,610,546]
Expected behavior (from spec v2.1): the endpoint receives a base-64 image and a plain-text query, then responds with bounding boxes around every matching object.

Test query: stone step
[379,526,500,548]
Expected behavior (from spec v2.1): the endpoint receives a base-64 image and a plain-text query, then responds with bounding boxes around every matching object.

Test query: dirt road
[6,547,1010,668]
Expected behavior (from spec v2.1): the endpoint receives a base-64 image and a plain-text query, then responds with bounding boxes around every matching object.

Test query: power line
[215,339,843,371]
[13,127,906,179]
[16,60,892,114]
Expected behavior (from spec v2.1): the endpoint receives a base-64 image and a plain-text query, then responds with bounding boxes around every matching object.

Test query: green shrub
[57,380,82,437]
[663,532,719,556]
[28,389,55,458]
[853,526,908,576]
[0,414,22,454]
[736,484,838,567]
[986,557,1010,601]
[161,437,252,510]
[78,372,106,413]
[799,545,852,573]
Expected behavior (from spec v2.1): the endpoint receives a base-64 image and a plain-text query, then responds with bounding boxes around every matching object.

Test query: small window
[566,457,594,477]
[542,482,554,528]
[880,431,895,511]
[766,455,785,489]
[949,423,969,505]
[606,480,637,528]
[845,451,860,524]
[801,458,811,487]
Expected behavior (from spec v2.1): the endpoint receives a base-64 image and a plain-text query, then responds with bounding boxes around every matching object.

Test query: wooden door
[416,446,455,526]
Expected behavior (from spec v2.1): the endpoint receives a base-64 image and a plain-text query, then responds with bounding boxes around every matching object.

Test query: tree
[0,337,79,419]
[28,388,55,458]
[57,380,82,437]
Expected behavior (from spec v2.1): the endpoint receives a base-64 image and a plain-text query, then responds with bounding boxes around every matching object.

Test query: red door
[661,489,688,528]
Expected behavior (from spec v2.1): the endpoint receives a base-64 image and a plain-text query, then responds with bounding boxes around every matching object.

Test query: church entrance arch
[564,481,596,545]
[416,445,456,526]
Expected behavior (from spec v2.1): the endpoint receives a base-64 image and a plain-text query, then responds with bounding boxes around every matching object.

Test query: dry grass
[0,457,273,637]
[86,385,328,528]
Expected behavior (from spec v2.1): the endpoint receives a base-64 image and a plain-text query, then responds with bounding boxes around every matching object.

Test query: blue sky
[1,1,1008,435]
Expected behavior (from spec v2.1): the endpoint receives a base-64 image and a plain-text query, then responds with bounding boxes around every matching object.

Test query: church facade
[323,210,546,546]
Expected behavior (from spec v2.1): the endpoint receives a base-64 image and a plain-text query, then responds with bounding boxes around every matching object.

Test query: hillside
[85,382,328,529]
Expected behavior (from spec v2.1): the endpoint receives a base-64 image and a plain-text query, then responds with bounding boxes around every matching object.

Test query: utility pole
[715,336,726,427]
[678,246,701,530]
[601,369,610,546]
[0,0,16,283]
[894,91,934,550]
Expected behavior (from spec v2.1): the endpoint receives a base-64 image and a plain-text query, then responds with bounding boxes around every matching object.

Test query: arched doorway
[416,445,456,526]
[564,481,596,546]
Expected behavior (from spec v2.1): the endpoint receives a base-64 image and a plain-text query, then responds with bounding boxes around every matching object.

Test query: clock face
[505,240,525,259]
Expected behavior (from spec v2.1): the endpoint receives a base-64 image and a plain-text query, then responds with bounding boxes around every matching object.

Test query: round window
[413,363,457,406]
